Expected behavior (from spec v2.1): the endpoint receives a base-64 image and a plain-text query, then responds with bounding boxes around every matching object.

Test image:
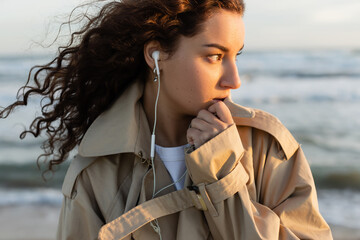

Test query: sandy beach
[0,205,359,240]
[0,205,60,240]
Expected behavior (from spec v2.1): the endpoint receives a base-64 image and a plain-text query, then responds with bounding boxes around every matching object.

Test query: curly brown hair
[0,0,245,174]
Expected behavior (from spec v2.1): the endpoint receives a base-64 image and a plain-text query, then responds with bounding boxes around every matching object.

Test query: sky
[0,0,359,55]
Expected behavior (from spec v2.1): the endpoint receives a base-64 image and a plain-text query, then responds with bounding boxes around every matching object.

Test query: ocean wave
[1,51,360,84]
[277,72,360,79]
[312,166,360,190]
[293,130,360,156]
[232,76,360,104]
[0,145,44,164]
[0,163,67,189]
[0,161,359,190]
[0,185,358,230]
[0,187,62,206]
[237,50,360,80]
[318,189,360,229]
[0,138,43,148]
[0,54,51,79]
[0,188,358,230]
[236,95,357,105]
[240,71,360,80]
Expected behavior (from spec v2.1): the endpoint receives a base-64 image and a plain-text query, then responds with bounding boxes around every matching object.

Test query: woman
[0,0,332,239]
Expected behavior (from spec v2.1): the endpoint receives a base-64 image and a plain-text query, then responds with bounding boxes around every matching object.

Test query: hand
[187,101,234,149]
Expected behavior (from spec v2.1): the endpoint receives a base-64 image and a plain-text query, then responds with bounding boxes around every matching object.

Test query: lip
[213,97,228,101]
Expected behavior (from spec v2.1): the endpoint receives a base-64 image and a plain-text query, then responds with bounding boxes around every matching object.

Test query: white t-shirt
[155,144,187,190]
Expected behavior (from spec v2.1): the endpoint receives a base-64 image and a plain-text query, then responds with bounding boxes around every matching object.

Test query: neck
[143,82,191,147]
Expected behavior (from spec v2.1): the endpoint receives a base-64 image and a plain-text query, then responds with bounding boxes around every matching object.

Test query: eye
[207,54,223,63]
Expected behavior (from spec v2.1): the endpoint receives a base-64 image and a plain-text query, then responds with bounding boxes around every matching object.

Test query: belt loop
[187,186,207,211]
[198,183,219,217]
[187,184,219,217]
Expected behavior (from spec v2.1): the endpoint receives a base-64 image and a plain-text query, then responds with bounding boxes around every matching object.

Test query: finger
[187,136,194,145]
[190,118,210,131]
[186,128,202,148]
[208,101,233,124]
[196,109,226,128]
[191,115,224,131]
[190,118,223,140]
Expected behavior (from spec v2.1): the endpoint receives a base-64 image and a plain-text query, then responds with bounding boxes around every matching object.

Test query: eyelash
[207,51,243,63]
[235,51,243,61]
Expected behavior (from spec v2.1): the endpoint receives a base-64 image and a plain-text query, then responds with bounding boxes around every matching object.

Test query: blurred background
[0,0,359,239]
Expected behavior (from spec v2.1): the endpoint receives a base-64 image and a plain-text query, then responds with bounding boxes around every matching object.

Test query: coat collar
[79,80,152,159]
[78,80,254,159]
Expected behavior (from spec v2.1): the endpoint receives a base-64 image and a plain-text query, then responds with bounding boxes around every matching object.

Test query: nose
[219,61,241,89]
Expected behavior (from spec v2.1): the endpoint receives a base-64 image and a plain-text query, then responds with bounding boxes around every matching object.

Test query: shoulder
[61,155,97,198]
[226,100,299,160]
[61,154,132,198]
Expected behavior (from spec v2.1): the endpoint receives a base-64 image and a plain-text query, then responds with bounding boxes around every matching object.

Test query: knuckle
[213,120,225,130]
[215,101,222,106]
[218,102,229,112]
[210,127,218,136]
[199,135,207,144]
[198,109,208,116]
[191,118,200,127]
[219,100,226,106]
[193,118,200,124]
[187,128,196,137]
[186,128,192,135]
[219,122,228,130]
[201,132,211,143]
[214,101,223,108]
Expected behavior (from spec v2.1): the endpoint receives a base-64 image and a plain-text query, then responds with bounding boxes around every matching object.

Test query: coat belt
[98,161,249,240]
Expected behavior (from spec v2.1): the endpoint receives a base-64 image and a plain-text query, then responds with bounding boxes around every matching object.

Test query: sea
[1,50,360,230]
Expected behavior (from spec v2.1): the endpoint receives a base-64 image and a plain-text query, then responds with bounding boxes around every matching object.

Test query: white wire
[151,68,161,199]
[150,68,163,239]
[150,68,188,198]
[154,169,188,198]
[152,69,160,136]
[150,219,162,240]
[150,67,188,238]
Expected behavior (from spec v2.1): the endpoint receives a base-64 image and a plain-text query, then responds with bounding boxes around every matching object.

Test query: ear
[144,41,162,70]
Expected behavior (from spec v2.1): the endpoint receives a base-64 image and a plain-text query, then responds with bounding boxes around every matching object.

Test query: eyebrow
[202,43,245,53]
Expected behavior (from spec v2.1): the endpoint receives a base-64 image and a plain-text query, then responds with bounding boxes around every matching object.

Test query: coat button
[138,151,143,158]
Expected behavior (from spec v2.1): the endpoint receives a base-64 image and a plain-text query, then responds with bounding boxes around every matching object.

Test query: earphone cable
[150,66,163,240]
[154,169,188,198]
[151,68,161,199]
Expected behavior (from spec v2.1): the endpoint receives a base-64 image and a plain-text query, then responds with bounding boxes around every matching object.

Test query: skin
[143,9,245,148]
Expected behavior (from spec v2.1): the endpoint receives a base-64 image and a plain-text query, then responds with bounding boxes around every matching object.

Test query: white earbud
[152,51,160,79]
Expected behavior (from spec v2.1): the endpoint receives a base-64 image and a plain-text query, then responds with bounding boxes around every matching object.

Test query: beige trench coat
[57,81,332,240]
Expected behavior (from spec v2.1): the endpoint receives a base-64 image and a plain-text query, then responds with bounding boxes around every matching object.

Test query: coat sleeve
[57,158,105,240]
[185,124,333,240]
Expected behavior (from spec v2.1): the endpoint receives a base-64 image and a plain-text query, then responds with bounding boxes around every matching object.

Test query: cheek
[163,58,218,106]
[181,66,207,97]
[168,60,200,91]
[182,73,218,112]
[187,63,218,96]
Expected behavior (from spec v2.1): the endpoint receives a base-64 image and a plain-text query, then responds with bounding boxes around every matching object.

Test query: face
[159,9,245,117]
